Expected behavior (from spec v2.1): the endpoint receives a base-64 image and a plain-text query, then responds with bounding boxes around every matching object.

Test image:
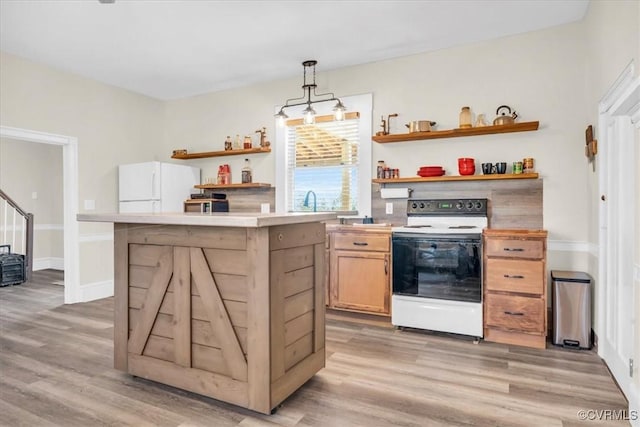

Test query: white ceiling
[0,0,589,100]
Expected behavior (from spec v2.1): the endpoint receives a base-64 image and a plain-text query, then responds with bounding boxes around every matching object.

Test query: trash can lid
[551,270,592,283]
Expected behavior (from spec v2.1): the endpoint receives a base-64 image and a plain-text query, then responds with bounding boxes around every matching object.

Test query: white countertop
[77,212,337,228]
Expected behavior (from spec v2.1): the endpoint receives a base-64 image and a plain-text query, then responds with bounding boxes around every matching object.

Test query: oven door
[392,233,482,303]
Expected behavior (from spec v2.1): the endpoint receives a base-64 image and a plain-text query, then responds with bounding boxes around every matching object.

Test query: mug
[523,157,535,173]
[495,162,507,174]
[481,163,495,174]
[513,161,523,174]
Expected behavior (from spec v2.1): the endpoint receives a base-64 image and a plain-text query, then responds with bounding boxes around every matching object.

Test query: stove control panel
[407,198,487,216]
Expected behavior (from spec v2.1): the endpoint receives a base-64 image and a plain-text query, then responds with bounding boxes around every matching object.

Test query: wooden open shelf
[372,121,539,143]
[194,183,271,189]
[171,147,271,160]
[373,173,539,184]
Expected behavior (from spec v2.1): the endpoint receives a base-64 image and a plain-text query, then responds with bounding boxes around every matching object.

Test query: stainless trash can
[552,270,592,349]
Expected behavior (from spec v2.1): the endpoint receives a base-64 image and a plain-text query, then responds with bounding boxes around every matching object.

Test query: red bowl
[458,157,475,164]
[417,170,445,177]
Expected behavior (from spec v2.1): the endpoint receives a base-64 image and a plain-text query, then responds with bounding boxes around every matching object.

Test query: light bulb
[303,105,316,125]
[333,100,346,121]
[274,108,288,127]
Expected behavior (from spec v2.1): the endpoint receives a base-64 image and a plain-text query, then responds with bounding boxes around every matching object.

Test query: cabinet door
[330,250,389,314]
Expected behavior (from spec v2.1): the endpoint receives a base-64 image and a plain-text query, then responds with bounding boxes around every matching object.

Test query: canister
[523,157,535,173]
[512,161,523,174]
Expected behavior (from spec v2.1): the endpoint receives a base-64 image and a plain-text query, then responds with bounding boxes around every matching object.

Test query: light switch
[31,192,37,199]
[386,202,393,214]
[84,199,96,210]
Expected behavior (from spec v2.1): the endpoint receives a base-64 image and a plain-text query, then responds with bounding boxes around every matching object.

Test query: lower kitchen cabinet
[328,228,391,316]
[483,229,548,349]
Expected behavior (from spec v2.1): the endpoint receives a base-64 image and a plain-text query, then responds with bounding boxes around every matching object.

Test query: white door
[597,70,638,403]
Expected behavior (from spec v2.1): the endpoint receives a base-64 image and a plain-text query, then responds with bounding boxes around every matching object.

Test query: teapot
[493,105,518,126]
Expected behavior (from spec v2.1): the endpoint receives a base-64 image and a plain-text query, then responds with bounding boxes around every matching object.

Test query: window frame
[275,93,372,217]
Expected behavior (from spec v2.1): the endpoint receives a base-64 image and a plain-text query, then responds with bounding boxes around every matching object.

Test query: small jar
[459,106,472,129]
[392,169,399,179]
[243,136,252,149]
[383,167,391,179]
[523,157,535,173]
[377,160,386,179]
[224,136,232,151]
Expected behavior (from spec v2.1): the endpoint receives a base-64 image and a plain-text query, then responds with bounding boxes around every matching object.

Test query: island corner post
[109,219,327,414]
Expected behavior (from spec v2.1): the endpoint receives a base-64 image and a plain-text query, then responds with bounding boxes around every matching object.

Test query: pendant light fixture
[275,60,346,126]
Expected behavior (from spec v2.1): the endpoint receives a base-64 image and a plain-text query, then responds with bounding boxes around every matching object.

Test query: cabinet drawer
[485,259,544,295]
[485,294,544,333]
[333,233,389,252]
[485,238,543,259]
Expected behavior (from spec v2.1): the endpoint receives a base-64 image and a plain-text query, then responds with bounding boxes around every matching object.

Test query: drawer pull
[353,242,369,246]
[504,311,525,316]
[503,248,524,252]
[503,274,525,279]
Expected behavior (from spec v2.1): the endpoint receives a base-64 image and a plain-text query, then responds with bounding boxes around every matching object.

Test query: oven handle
[392,232,482,241]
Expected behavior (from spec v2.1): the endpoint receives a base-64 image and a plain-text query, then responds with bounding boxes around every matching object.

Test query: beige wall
[164,23,589,243]
[0,137,63,262]
[0,51,165,287]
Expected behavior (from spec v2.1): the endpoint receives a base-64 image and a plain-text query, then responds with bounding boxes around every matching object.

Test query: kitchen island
[77,212,336,414]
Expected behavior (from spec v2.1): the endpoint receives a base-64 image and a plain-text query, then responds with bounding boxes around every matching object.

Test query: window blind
[286,117,360,213]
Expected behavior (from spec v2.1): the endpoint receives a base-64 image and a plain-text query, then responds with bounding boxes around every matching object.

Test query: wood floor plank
[0,270,630,427]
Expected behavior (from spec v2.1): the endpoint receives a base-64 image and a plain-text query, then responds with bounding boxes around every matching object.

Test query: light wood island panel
[80,212,334,415]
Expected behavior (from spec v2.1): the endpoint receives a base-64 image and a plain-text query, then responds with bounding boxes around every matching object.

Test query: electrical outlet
[386,202,393,215]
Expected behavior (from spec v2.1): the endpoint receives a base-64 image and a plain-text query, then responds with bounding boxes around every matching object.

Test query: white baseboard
[79,280,113,302]
[630,381,639,427]
[33,257,64,271]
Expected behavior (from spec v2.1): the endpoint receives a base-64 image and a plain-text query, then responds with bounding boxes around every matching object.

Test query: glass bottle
[241,158,253,183]
[377,160,386,179]
[234,134,241,150]
[224,136,232,151]
[459,106,472,129]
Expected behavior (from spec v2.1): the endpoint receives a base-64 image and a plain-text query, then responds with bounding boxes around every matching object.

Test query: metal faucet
[303,190,317,212]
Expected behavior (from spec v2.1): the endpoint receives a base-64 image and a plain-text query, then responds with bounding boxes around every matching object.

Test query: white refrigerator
[118,161,200,213]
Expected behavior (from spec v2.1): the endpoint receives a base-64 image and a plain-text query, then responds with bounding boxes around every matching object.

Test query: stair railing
[0,189,33,281]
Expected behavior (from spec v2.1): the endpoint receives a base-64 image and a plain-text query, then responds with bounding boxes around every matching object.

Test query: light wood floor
[0,270,630,426]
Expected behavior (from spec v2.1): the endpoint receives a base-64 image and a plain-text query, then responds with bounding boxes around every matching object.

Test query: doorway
[597,62,639,407]
[0,125,80,304]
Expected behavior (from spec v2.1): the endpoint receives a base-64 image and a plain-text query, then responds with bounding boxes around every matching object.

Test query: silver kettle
[493,105,518,126]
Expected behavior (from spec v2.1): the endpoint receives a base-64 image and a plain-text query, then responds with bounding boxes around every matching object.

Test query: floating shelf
[194,183,272,189]
[373,173,539,184]
[372,121,539,143]
[171,147,271,160]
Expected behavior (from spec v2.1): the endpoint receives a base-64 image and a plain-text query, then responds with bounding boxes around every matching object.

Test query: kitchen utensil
[405,121,436,133]
[512,161,523,174]
[481,163,495,174]
[493,105,518,126]
[417,170,445,177]
[523,157,535,173]
[495,162,507,174]
[459,107,472,129]
[458,158,476,175]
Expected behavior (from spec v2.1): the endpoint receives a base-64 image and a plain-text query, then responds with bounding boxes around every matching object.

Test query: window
[275,93,372,216]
